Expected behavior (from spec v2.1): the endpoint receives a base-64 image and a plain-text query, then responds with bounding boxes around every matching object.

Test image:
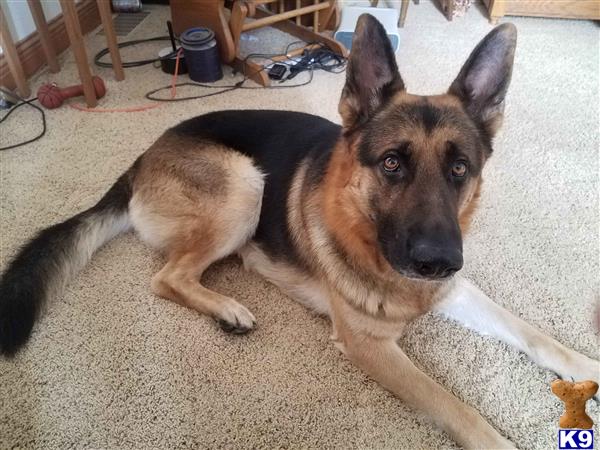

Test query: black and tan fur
[1,15,598,449]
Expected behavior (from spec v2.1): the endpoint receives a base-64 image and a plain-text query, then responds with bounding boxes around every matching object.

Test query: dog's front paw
[215,300,256,334]
[558,352,600,400]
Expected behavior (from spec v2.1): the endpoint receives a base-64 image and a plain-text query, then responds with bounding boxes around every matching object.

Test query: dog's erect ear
[339,14,405,131]
[449,23,517,137]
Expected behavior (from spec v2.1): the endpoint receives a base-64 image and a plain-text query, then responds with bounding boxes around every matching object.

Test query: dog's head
[332,15,516,281]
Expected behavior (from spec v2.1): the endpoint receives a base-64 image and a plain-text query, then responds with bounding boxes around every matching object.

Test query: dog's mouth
[389,259,462,281]
[398,269,459,282]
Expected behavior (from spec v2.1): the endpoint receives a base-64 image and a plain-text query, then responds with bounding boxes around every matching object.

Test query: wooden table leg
[27,0,60,73]
[59,0,97,107]
[96,0,124,81]
[0,5,31,98]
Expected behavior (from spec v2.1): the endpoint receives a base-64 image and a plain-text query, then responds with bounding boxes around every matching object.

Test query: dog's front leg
[330,294,515,449]
[435,276,599,385]
[336,329,515,449]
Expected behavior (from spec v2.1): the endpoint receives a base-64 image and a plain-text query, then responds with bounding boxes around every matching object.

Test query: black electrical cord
[0,88,46,151]
[144,41,345,102]
[94,36,176,68]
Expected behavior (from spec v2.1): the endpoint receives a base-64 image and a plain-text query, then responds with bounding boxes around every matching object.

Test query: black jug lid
[180,27,215,46]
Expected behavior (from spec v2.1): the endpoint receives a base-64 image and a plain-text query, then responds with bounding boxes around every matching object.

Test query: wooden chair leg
[321,0,340,30]
[27,0,60,73]
[0,5,31,98]
[230,1,248,56]
[296,0,301,25]
[488,0,505,24]
[231,56,270,86]
[370,0,379,6]
[252,6,347,56]
[96,0,124,81]
[59,0,97,107]
[399,0,409,27]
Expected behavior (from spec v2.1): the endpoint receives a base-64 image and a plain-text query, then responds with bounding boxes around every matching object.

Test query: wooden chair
[370,0,420,27]
[170,0,346,86]
[0,0,124,106]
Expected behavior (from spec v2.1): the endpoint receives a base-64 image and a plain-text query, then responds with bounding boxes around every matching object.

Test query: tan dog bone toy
[551,379,598,429]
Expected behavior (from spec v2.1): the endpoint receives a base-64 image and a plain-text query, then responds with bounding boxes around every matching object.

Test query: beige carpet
[1,2,598,449]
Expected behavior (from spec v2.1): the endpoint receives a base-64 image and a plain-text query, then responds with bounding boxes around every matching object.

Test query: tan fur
[122,93,508,447]
[321,140,390,277]
[7,18,596,450]
[121,102,600,449]
[285,136,448,330]
[129,131,263,330]
[459,179,482,234]
[116,73,597,450]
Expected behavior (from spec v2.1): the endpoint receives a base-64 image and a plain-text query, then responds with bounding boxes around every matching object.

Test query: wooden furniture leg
[59,0,97,107]
[368,0,410,27]
[96,0,125,81]
[231,57,270,86]
[399,0,409,27]
[172,1,345,87]
[251,6,347,56]
[230,1,249,55]
[0,5,31,98]
[321,0,340,30]
[487,0,505,24]
[296,0,301,24]
[27,0,60,73]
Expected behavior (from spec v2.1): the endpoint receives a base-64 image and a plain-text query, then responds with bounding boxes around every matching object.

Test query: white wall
[0,0,64,54]
[3,0,63,40]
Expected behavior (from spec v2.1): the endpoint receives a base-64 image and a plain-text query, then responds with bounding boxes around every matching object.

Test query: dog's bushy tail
[0,168,136,356]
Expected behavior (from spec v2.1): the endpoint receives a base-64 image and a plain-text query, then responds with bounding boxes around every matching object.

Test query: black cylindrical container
[158,47,188,75]
[180,28,223,83]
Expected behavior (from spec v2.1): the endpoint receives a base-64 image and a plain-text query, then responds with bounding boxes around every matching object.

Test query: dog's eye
[382,155,400,172]
[451,161,468,178]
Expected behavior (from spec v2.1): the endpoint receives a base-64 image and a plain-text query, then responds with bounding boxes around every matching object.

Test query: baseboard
[0,0,101,93]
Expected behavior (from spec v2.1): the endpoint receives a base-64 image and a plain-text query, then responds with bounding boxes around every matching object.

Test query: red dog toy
[37,76,106,109]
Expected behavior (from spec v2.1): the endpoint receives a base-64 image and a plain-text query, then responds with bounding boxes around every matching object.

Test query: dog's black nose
[409,243,463,279]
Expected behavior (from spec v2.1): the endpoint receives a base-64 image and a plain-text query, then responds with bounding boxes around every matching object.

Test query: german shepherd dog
[1,15,598,449]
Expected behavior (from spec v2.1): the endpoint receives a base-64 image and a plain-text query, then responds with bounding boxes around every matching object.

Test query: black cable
[144,66,315,102]
[144,41,345,102]
[0,89,46,151]
[94,36,175,68]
